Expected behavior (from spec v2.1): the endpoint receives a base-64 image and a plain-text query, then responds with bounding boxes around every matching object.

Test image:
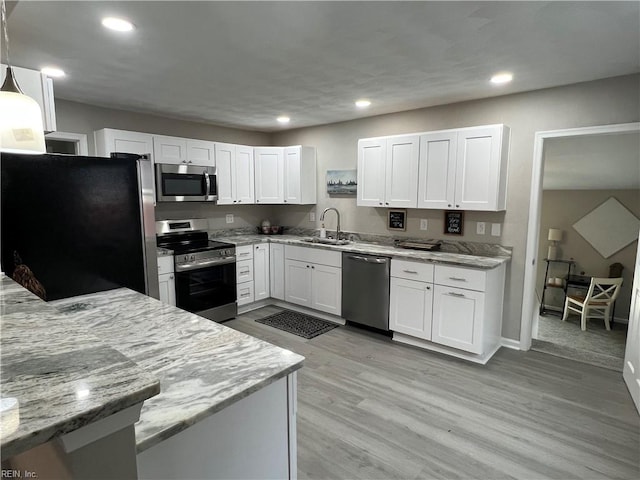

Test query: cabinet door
[187,139,216,167]
[389,277,432,340]
[215,143,235,205]
[385,135,419,208]
[237,281,255,306]
[284,259,312,307]
[283,146,301,204]
[235,146,255,204]
[432,285,484,354]
[153,136,188,165]
[418,131,457,209]
[311,264,342,316]
[158,273,176,306]
[357,138,386,207]
[454,126,502,211]
[254,244,270,302]
[270,243,285,300]
[255,147,284,204]
[95,129,154,157]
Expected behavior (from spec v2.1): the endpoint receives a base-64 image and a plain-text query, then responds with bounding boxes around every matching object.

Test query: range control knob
[190,255,196,262]
[183,255,190,263]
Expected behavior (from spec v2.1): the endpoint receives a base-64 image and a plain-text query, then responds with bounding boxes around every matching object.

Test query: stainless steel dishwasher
[342,252,390,330]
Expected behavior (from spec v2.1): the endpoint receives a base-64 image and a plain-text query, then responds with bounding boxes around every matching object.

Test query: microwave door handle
[204,171,211,196]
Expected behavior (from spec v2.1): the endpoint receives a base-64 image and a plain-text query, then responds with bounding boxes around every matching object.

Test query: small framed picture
[388,209,406,231]
[444,210,464,235]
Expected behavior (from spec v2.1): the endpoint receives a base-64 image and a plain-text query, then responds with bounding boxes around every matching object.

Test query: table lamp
[547,228,563,260]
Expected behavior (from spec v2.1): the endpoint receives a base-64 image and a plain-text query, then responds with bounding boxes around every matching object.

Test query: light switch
[420,219,428,231]
[226,214,234,224]
[476,222,486,235]
[310,212,316,222]
[491,223,501,236]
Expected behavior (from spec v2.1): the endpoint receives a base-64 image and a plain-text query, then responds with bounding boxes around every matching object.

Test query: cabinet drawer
[285,245,341,268]
[236,259,254,283]
[391,259,434,282]
[236,245,254,261]
[157,255,174,274]
[237,281,254,306]
[435,265,486,291]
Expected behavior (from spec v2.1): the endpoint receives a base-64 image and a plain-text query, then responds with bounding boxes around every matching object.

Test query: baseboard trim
[501,338,521,350]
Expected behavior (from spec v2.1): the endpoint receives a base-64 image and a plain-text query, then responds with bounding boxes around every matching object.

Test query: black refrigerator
[1,152,159,301]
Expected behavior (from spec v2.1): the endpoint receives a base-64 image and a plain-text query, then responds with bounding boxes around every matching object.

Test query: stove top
[157,231,235,255]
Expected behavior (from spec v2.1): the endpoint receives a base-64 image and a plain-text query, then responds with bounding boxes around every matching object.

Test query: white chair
[562,277,623,331]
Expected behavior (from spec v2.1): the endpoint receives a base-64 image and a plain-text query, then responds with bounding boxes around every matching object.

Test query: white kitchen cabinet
[153,136,215,166]
[236,245,254,306]
[283,146,316,204]
[389,259,434,340]
[2,64,56,132]
[254,147,284,204]
[357,135,419,208]
[284,245,341,315]
[432,284,484,353]
[270,243,285,300]
[254,244,270,302]
[95,128,154,158]
[216,142,255,205]
[418,125,510,211]
[157,255,176,306]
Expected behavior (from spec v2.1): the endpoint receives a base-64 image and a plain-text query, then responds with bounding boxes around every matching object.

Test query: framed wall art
[326,169,357,195]
[444,210,464,235]
[388,209,407,231]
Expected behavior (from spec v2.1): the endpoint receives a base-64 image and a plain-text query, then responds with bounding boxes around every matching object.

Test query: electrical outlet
[476,222,486,235]
[226,214,234,224]
[491,223,501,236]
[420,219,428,231]
[309,212,316,222]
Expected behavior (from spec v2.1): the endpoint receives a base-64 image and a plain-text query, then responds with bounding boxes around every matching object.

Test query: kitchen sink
[301,237,350,246]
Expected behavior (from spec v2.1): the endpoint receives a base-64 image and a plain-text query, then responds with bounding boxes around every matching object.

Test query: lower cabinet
[236,246,254,306]
[389,277,433,340]
[254,244,270,302]
[269,243,285,300]
[431,285,484,354]
[284,245,342,316]
[157,255,176,306]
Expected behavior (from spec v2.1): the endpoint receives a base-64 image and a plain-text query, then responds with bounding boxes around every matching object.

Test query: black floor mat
[256,309,339,339]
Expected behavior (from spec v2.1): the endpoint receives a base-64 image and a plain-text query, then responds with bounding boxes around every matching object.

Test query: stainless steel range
[157,219,237,322]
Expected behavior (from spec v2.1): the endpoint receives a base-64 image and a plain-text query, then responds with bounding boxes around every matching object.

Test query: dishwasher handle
[347,254,388,264]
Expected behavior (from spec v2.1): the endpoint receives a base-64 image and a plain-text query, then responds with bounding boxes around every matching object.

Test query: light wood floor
[225,306,640,480]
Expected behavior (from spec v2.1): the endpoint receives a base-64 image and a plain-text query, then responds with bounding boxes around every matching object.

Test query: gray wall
[537,190,639,319]
[271,74,640,341]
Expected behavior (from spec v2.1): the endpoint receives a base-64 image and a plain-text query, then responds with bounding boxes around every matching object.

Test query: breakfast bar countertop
[213,234,511,270]
[0,276,160,460]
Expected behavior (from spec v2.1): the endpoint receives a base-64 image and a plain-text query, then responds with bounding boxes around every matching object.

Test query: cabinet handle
[256,200,259,202]
[170,275,174,280]
[448,292,465,297]
[306,265,310,268]
[312,266,315,269]
[379,202,383,205]
[241,292,251,297]
[385,202,389,205]
[403,269,418,274]
[284,200,287,203]
[238,200,242,203]
[233,200,237,203]
[448,204,452,207]
[449,277,467,282]
[188,160,193,164]
[182,160,187,164]
[455,204,460,208]
[426,286,431,290]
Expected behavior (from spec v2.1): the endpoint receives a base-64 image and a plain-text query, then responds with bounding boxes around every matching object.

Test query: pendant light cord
[1,0,10,66]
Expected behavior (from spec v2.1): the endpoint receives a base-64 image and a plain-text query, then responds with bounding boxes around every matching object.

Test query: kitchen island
[1,276,304,479]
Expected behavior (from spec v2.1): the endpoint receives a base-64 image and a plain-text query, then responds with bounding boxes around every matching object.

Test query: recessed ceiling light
[277,116,290,124]
[40,67,66,78]
[101,17,135,32]
[355,99,371,108]
[490,72,513,85]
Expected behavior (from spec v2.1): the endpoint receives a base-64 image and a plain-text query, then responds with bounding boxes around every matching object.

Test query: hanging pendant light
[0,0,45,154]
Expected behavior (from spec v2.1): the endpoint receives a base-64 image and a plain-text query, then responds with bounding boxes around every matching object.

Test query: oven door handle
[175,256,236,272]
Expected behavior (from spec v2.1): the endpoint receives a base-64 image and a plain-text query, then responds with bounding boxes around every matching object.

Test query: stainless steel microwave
[155,163,217,202]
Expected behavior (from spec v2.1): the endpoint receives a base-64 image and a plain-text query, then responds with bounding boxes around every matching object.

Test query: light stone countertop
[214,234,511,269]
[50,287,304,453]
[156,247,173,257]
[0,276,160,460]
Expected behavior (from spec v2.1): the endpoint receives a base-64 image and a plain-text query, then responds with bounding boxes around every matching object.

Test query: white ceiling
[5,1,640,132]
[543,132,640,190]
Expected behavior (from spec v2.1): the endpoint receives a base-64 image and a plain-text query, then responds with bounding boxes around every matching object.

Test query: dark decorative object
[445,210,464,235]
[256,310,339,339]
[388,209,406,231]
[12,251,46,300]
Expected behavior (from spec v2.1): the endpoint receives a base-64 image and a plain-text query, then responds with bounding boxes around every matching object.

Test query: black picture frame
[388,209,406,231]
[444,210,464,235]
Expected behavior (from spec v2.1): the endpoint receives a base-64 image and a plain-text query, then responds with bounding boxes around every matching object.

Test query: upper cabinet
[215,142,255,205]
[419,125,509,211]
[255,146,317,204]
[2,64,56,133]
[153,135,215,166]
[357,135,419,208]
[358,124,510,211]
[95,128,154,158]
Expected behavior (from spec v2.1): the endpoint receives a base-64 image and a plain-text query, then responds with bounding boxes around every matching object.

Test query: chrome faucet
[320,207,341,240]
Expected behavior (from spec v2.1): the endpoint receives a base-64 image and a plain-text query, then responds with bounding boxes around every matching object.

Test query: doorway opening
[44,131,88,155]
[520,123,640,371]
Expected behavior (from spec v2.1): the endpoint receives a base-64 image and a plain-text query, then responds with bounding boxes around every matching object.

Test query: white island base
[137,373,298,480]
